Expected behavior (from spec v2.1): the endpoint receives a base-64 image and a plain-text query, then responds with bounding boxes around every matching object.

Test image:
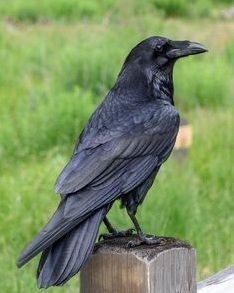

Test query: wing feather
[54,103,180,195]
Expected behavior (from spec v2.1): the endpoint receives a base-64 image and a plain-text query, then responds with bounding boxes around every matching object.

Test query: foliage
[0,0,233,22]
[152,0,210,18]
[174,56,232,109]
[225,41,234,65]
[0,23,233,163]
[0,0,116,22]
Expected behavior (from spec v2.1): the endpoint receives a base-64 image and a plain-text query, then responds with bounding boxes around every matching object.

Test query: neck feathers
[152,68,174,105]
[115,62,175,105]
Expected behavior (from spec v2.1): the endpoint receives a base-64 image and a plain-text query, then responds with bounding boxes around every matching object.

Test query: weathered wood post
[80,236,196,293]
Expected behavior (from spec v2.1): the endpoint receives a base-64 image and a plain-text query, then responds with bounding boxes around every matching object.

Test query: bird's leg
[126,209,163,247]
[103,216,116,233]
[98,216,135,241]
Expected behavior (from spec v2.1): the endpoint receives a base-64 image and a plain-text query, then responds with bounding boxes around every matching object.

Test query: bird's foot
[98,228,135,242]
[127,233,164,248]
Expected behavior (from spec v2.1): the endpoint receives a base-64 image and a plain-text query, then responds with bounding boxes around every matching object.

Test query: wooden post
[80,236,196,293]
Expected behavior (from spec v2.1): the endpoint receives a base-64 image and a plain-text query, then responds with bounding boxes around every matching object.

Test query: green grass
[152,0,233,18]
[0,0,232,22]
[0,1,233,292]
[0,20,233,163]
[0,0,116,22]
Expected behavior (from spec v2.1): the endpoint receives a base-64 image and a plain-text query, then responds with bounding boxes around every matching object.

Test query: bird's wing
[54,102,180,195]
[17,103,179,269]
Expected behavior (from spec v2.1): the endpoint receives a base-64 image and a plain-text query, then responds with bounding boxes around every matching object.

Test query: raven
[17,36,207,288]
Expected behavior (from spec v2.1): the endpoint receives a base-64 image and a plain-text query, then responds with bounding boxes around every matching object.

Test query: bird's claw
[98,228,135,242]
[127,234,164,248]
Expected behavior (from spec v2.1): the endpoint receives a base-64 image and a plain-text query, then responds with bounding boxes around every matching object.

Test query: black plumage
[17,36,207,288]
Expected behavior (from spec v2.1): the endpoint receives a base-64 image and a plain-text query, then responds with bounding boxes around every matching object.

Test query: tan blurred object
[221,7,234,20]
[174,123,193,150]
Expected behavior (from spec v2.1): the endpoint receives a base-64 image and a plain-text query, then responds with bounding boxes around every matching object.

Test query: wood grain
[80,236,196,293]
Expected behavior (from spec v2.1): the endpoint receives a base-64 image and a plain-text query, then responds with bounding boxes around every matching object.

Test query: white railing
[198,266,234,293]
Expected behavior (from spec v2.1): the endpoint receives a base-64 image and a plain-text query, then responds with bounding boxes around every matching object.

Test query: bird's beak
[166,40,208,59]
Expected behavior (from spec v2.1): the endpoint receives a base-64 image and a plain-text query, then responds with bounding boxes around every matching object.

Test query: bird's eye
[155,44,164,52]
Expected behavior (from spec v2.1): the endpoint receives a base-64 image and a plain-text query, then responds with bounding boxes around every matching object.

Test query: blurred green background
[0,0,233,292]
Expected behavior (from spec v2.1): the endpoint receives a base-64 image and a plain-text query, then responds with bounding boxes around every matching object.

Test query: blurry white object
[198,266,234,293]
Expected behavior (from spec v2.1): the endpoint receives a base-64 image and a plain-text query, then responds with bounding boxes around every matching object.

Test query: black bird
[17,36,207,288]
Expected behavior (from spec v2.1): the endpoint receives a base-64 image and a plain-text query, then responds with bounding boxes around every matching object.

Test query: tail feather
[17,199,67,267]
[37,207,106,288]
[17,184,119,268]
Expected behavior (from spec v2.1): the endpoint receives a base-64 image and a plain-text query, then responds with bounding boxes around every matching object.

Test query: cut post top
[94,235,193,260]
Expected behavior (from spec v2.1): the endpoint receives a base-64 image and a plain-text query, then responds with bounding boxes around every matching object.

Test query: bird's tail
[17,192,107,288]
[36,207,106,288]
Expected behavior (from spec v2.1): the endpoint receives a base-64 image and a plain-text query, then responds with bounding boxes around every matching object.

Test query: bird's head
[118,36,208,102]
[124,36,208,70]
